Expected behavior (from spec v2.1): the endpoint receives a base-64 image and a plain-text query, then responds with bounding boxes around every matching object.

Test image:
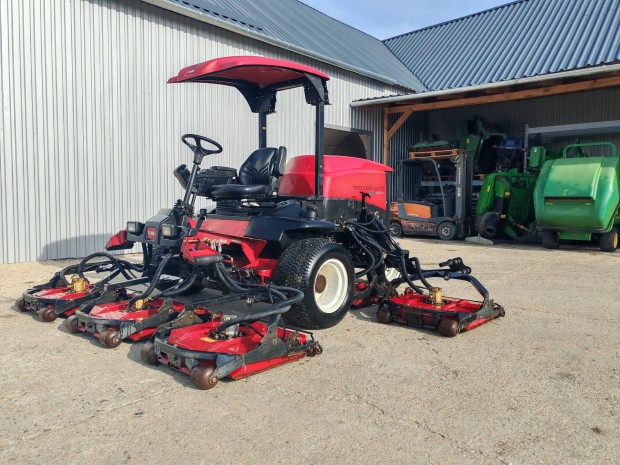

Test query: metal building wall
[0,0,401,264]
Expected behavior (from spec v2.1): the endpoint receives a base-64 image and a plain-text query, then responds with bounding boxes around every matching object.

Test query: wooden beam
[386,75,620,114]
[383,109,389,165]
[387,109,413,140]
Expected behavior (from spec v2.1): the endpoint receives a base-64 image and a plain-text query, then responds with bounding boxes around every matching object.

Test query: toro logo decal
[353,185,385,194]
[146,227,157,240]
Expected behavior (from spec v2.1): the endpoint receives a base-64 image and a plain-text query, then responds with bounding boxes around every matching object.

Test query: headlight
[126,221,145,234]
[161,224,179,239]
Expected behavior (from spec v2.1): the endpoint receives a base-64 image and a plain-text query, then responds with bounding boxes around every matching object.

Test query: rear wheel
[437,221,458,241]
[541,230,560,249]
[599,227,618,252]
[388,222,403,238]
[273,238,354,329]
[15,298,26,311]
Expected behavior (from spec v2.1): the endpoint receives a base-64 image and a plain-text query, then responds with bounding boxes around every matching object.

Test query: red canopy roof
[168,56,329,88]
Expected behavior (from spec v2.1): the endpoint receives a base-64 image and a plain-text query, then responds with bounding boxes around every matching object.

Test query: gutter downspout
[142,0,411,90]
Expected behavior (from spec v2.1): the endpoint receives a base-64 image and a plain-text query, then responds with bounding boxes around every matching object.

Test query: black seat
[209,146,287,200]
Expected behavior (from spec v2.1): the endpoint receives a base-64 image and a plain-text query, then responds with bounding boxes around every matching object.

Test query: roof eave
[351,63,620,108]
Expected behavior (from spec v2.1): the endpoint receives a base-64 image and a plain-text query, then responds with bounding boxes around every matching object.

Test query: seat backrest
[238,146,287,186]
[238,148,278,186]
[273,146,287,177]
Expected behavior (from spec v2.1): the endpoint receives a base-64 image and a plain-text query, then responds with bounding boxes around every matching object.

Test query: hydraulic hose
[215,285,304,333]
[161,266,200,297]
[77,252,134,285]
[127,252,174,307]
[348,227,377,278]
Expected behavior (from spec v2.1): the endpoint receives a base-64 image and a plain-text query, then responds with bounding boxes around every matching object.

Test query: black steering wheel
[181,134,223,156]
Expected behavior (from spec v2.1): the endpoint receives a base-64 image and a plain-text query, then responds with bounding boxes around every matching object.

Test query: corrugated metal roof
[384,0,620,91]
[146,0,427,92]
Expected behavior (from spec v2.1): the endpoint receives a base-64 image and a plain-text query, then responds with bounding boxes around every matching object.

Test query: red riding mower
[21,56,504,388]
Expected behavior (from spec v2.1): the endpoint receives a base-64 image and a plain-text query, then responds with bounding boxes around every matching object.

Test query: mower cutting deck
[376,262,505,337]
[140,283,318,390]
[66,297,185,348]
[17,253,145,322]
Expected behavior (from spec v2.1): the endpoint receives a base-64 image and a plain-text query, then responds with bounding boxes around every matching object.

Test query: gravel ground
[0,238,618,465]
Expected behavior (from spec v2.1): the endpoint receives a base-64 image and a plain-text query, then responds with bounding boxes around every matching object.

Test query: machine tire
[99,329,122,349]
[38,306,58,322]
[438,319,459,337]
[437,221,458,241]
[475,211,500,238]
[190,362,219,390]
[15,298,26,311]
[140,342,158,365]
[273,238,354,330]
[541,230,560,249]
[64,315,80,333]
[599,227,618,253]
[388,222,403,238]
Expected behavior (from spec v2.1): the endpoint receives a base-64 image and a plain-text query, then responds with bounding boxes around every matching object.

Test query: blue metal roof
[384,0,620,91]
[151,0,427,91]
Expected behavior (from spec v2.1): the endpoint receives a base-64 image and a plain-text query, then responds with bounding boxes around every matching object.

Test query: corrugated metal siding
[384,0,620,91]
[0,0,401,264]
[427,87,620,150]
[155,0,426,91]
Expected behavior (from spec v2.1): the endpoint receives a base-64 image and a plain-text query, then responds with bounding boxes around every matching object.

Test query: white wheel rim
[314,258,348,314]
[384,267,400,281]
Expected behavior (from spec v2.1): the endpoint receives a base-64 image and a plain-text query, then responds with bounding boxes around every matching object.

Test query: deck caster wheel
[306,343,323,357]
[140,342,158,365]
[16,298,26,311]
[496,304,506,317]
[190,363,219,390]
[314,343,323,356]
[438,319,459,337]
[64,315,80,333]
[38,306,58,322]
[99,329,122,349]
[376,307,393,324]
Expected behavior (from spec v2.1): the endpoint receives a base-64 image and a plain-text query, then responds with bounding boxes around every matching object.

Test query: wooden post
[383,108,413,166]
[383,109,389,165]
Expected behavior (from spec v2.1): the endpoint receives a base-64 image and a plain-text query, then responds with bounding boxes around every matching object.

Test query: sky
[301,0,512,40]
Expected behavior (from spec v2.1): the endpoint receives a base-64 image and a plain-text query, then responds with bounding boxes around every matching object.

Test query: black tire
[388,222,403,238]
[599,227,618,253]
[475,211,500,238]
[541,230,559,249]
[273,238,354,329]
[437,221,458,241]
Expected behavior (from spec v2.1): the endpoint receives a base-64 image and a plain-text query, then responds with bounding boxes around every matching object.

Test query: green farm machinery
[534,142,620,252]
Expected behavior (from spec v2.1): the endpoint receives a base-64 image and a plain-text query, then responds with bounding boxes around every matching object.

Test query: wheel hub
[314,258,348,314]
[315,275,327,293]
